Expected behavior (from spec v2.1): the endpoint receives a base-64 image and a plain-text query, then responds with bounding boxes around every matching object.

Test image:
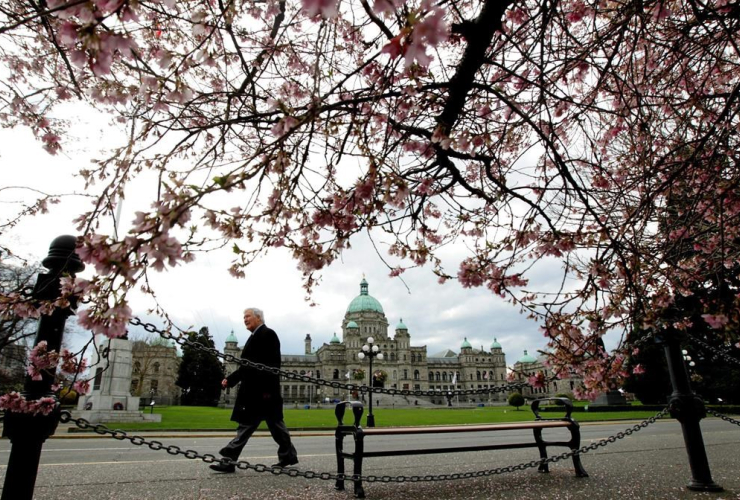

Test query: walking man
[210,307,298,472]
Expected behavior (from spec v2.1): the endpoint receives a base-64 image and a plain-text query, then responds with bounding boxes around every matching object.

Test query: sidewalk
[3,419,738,499]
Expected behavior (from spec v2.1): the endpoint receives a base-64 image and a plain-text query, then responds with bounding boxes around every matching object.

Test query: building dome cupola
[346,277,385,314]
[518,350,537,363]
[490,338,502,350]
[347,320,359,329]
[396,318,408,330]
[226,330,238,344]
[461,337,472,349]
[330,332,341,344]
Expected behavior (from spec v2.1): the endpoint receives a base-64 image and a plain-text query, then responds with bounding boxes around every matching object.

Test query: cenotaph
[76,336,161,423]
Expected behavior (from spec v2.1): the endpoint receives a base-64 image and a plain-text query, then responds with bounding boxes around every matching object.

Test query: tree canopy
[1,0,739,400]
[176,327,224,406]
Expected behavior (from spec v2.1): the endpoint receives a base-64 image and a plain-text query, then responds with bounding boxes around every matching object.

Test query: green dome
[346,320,359,329]
[396,318,408,330]
[226,330,238,343]
[490,338,502,350]
[330,332,341,344]
[461,337,472,349]
[518,350,537,364]
[346,278,384,313]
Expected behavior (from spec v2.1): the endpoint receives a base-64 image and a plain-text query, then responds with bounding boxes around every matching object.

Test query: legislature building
[222,278,511,406]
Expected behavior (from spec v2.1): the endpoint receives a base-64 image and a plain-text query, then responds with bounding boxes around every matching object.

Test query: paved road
[0,419,738,499]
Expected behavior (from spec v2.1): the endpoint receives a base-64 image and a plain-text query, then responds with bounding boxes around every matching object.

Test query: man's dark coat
[226,324,284,422]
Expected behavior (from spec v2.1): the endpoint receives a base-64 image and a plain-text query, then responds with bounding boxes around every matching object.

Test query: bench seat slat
[355,421,570,436]
[342,441,541,459]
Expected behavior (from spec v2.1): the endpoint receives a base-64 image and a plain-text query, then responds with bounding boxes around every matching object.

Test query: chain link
[627,330,654,350]
[706,408,740,427]
[128,317,545,398]
[59,407,668,484]
[687,335,740,368]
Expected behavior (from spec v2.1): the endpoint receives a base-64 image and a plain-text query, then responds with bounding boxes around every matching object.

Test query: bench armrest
[531,397,574,420]
[335,400,365,427]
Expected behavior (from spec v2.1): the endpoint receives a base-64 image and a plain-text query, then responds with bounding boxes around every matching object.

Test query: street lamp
[357,336,383,427]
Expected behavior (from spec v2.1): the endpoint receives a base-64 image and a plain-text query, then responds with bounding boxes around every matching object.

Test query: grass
[99,404,667,431]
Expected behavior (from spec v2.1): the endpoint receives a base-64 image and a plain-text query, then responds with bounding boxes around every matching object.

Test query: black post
[656,331,723,492]
[367,354,375,427]
[2,235,84,500]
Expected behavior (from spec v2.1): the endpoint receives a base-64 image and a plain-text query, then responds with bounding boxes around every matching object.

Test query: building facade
[130,338,181,406]
[223,278,511,405]
[511,350,583,399]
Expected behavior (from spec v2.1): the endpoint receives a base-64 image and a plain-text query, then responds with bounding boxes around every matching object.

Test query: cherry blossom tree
[1,0,739,403]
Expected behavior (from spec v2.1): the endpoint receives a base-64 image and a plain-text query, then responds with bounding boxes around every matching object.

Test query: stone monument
[76,336,161,423]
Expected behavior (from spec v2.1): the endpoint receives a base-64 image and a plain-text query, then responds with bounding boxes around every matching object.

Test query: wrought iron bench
[334,397,588,498]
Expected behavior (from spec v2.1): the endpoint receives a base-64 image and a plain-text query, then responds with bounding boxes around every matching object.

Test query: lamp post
[357,337,383,427]
[2,235,84,500]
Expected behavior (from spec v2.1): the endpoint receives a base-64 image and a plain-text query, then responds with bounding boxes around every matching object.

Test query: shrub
[508,392,525,410]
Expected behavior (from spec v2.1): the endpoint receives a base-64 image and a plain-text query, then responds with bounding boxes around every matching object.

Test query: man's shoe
[271,458,299,468]
[209,462,236,473]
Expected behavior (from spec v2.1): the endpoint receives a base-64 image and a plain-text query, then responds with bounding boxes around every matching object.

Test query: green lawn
[100,404,668,431]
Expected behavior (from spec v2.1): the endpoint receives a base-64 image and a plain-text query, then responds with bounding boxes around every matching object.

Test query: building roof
[226,330,238,343]
[346,320,358,329]
[517,350,538,363]
[429,349,458,358]
[460,337,472,349]
[346,278,384,314]
[396,318,408,330]
[490,338,502,349]
[330,332,341,343]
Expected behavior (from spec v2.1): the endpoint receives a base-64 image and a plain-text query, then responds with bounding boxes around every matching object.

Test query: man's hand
[221,378,228,388]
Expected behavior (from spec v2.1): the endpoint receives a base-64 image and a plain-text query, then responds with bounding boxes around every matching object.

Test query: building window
[130,380,138,394]
[477,371,481,381]
[414,370,420,380]
[442,372,447,382]
[93,368,103,390]
[149,379,158,394]
[153,362,160,373]
[133,362,141,374]
[403,369,408,379]
[333,369,339,379]
[436,372,440,381]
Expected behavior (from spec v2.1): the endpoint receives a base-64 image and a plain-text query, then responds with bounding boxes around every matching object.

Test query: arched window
[133,362,141,374]
[442,372,447,381]
[436,372,441,381]
[476,371,481,381]
[333,369,339,379]
[414,370,420,380]
[403,369,408,379]
[390,352,395,361]
[428,371,434,380]
[153,362,160,373]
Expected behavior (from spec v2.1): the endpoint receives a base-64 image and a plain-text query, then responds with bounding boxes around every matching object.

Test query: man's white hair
[244,307,265,323]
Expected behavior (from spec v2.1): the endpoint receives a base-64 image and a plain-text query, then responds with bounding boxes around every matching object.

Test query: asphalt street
[0,418,738,499]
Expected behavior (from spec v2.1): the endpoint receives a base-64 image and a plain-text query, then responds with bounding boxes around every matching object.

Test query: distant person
[209,308,298,473]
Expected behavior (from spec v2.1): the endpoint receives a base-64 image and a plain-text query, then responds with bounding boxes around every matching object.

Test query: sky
[0,106,586,369]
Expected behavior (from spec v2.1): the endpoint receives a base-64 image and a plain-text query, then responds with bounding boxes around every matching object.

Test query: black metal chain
[706,408,740,428]
[628,330,655,349]
[128,316,545,398]
[59,407,668,483]
[687,335,740,368]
